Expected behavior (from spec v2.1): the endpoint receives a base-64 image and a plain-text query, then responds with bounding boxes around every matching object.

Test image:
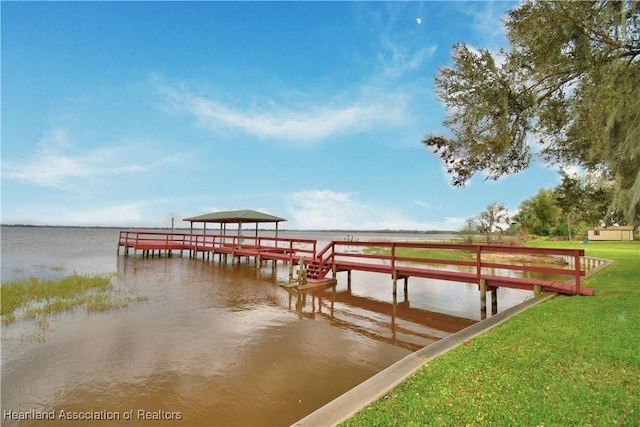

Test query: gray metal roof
[183,209,286,224]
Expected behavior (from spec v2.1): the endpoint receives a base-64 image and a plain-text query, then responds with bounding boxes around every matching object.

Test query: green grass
[1,274,147,324]
[364,245,474,263]
[341,241,639,426]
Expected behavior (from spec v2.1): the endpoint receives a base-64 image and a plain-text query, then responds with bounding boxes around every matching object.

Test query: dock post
[480,279,487,320]
[392,271,398,296]
[297,258,307,286]
[347,270,352,290]
[491,287,498,315]
[534,284,542,296]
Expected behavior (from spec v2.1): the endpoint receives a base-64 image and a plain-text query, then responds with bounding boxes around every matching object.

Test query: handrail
[118,231,318,259]
[321,240,585,288]
[117,232,586,290]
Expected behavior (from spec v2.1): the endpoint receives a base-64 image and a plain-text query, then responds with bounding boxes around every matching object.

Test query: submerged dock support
[480,278,487,320]
[392,271,398,296]
[491,287,498,315]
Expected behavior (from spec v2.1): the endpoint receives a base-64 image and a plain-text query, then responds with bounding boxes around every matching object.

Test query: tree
[477,202,509,243]
[554,170,625,226]
[460,217,478,243]
[424,1,640,226]
[514,188,562,236]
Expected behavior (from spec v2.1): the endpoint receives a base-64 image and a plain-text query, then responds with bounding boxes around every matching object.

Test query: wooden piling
[392,270,398,296]
[404,277,409,302]
[534,284,542,296]
[480,278,487,320]
[491,287,498,315]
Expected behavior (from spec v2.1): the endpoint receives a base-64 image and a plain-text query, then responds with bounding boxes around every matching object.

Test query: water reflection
[286,286,476,352]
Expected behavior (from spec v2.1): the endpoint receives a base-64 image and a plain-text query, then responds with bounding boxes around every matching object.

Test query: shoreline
[293,292,557,426]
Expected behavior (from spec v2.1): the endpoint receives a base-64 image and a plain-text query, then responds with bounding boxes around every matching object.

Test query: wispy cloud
[1,128,180,189]
[157,83,408,145]
[1,198,174,227]
[381,38,437,78]
[61,201,161,227]
[287,189,463,230]
[464,2,510,49]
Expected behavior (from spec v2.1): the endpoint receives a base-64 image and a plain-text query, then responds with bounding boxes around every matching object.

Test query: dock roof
[183,209,286,224]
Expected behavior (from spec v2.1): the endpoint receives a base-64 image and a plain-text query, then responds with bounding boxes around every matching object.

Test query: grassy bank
[1,274,147,325]
[341,241,639,426]
[363,242,564,265]
[365,245,474,263]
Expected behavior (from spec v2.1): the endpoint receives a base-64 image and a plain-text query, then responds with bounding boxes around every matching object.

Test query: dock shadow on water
[1,228,531,426]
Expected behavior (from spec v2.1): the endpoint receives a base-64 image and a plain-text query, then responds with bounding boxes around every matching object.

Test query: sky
[2,1,564,230]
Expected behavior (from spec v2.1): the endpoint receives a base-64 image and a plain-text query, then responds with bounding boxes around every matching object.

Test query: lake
[1,226,531,426]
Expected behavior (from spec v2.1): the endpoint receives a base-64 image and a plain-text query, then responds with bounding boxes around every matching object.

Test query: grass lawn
[364,245,475,263]
[341,241,639,426]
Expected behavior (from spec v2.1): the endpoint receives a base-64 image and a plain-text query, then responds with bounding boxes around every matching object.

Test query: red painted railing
[118,231,317,262]
[314,241,587,293]
[118,232,591,295]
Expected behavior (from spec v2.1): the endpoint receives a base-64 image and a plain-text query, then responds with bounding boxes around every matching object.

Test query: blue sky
[2,1,562,230]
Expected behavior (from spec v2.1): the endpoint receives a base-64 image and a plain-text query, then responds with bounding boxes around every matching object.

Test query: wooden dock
[118,230,315,262]
[117,231,595,311]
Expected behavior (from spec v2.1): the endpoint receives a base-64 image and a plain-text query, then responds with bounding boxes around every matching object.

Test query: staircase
[305,259,324,280]
[300,242,335,282]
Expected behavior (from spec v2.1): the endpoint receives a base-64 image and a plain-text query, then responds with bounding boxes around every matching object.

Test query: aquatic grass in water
[0,274,147,324]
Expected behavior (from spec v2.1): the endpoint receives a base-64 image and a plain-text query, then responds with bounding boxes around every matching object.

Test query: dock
[118,230,596,314]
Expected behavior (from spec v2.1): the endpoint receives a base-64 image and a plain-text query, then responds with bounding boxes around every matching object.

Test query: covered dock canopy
[183,209,287,238]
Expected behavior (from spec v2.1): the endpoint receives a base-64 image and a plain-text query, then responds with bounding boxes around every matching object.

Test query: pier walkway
[117,231,595,302]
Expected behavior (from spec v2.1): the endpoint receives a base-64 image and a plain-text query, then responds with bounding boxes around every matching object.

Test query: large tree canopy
[424,1,640,226]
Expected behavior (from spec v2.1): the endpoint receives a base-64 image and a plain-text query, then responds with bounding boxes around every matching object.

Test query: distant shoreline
[0,224,459,234]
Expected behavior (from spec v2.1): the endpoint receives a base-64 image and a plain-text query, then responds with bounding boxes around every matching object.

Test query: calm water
[1,226,530,426]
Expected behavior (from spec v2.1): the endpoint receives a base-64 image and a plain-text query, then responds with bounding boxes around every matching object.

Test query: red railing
[314,240,586,291]
[118,232,589,294]
[118,231,317,261]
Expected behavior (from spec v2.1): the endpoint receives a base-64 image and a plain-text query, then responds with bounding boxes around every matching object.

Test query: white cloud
[62,202,160,227]
[1,128,180,189]
[1,199,171,227]
[157,82,407,145]
[413,200,432,209]
[286,190,463,230]
[381,38,437,78]
[465,2,510,50]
